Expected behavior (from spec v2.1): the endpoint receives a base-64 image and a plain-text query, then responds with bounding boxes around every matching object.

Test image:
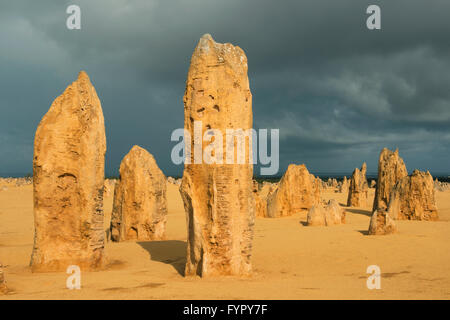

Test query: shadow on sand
[137,240,186,276]
[345,208,372,217]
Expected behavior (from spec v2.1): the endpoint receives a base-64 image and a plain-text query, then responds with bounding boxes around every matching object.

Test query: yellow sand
[0,182,449,299]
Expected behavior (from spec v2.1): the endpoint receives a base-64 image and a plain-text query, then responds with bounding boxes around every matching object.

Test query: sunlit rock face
[180,34,254,277]
[373,148,408,211]
[31,71,106,272]
[111,145,168,242]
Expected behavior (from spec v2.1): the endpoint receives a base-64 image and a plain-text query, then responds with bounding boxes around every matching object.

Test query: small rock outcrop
[368,208,398,235]
[31,71,106,272]
[306,205,326,226]
[434,179,450,192]
[110,146,168,242]
[347,163,369,207]
[338,176,349,193]
[167,176,181,186]
[306,199,345,226]
[266,164,320,218]
[388,170,439,221]
[373,148,408,211]
[254,181,277,218]
[180,34,254,277]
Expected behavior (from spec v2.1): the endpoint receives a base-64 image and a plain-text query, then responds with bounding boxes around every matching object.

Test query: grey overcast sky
[0,0,449,177]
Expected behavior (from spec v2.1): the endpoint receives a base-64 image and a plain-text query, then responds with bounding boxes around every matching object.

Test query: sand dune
[0,182,449,299]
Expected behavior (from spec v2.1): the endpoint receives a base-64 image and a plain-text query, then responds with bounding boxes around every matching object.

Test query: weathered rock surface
[326,199,346,225]
[110,146,168,242]
[266,164,320,218]
[0,265,7,294]
[306,205,326,226]
[180,34,254,277]
[31,71,106,272]
[347,163,369,207]
[103,179,117,198]
[306,199,345,226]
[338,176,348,193]
[368,208,398,235]
[373,148,408,211]
[388,170,439,221]
[253,181,277,218]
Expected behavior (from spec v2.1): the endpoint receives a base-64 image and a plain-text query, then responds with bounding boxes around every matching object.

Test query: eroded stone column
[31,71,106,272]
[347,163,369,207]
[180,34,254,277]
[373,148,408,211]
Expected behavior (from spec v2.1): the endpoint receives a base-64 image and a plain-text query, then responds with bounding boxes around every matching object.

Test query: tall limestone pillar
[31,71,106,272]
[372,148,408,211]
[347,163,369,207]
[180,34,254,277]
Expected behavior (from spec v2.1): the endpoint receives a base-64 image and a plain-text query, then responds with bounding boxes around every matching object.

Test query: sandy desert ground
[0,181,449,300]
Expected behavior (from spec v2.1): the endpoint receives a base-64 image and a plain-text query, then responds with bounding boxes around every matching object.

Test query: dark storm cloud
[0,0,449,177]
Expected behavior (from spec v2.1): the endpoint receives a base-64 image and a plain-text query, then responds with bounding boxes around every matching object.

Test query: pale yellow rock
[388,170,439,221]
[266,164,320,218]
[326,199,346,225]
[31,71,106,272]
[307,205,326,226]
[110,145,168,242]
[339,176,349,193]
[103,179,117,198]
[254,181,277,218]
[180,34,254,277]
[306,199,345,226]
[373,148,408,211]
[368,208,398,235]
[347,163,369,207]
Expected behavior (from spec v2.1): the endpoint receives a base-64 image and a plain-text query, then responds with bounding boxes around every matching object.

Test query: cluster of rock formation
[347,163,369,207]
[307,199,345,226]
[31,71,107,272]
[434,179,450,192]
[388,170,439,221]
[167,176,181,186]
[30,71,172,273]
[266,164,321,218]
[0,177,33,188]
[326,178,338,189]
[25,34,444,280]
[179,34,254,277]
[110,146,168,242]
[368,148,439,235]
